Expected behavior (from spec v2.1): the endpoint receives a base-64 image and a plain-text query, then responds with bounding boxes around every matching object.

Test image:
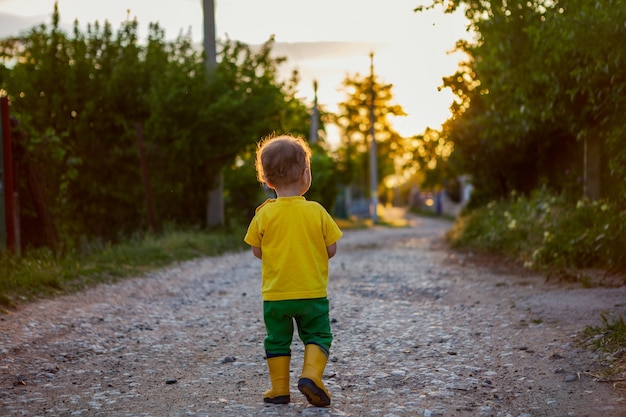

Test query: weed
[585,313,626,354]
[582,313,626,383]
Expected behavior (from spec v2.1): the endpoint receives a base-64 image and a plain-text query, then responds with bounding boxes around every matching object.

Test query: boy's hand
[327,243,337,259]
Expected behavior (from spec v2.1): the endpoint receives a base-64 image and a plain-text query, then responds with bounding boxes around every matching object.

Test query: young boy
[244,134,342,407]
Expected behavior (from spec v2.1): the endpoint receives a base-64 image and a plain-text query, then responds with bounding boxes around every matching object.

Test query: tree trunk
[584,136,602,200]
[25,161,59,252]
[207,172,224,227]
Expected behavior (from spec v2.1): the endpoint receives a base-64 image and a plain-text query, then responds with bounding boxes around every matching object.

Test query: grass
[0,226,249,310]
[0,214,399,311]
[582,313,626,389]
[0,205,415,311]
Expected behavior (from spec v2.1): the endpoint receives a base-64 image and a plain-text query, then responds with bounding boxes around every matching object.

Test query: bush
[448,188,626,279]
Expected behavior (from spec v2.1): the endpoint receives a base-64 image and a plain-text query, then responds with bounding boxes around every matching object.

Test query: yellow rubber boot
[298,344,331,407]
[264,356,291,404]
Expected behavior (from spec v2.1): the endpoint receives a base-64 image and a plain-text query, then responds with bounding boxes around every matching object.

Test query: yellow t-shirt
[244,196,343,301]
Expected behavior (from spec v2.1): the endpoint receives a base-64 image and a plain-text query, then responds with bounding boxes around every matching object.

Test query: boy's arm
[252,246,262,259]
[327,243,337,259]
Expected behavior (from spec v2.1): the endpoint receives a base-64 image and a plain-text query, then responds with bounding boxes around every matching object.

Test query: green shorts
[263,298,332,357]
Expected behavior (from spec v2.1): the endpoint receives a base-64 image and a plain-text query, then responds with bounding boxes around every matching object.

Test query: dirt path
[1,216,625,417]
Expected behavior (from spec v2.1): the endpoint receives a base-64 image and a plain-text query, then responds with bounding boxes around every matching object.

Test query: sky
[0,0,470,143]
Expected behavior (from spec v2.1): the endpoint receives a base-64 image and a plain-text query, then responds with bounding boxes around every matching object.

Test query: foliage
[584,313,626,355]
[308,142,341,211]
[448,188,626,278]
[417,0,626,204]
[409,127,455,191]
[332,70,457,209]
[0,225,248,309]
[532,0,626,197]
[144,34,310,226]
[223,151,265,224]
[0,5,318,250]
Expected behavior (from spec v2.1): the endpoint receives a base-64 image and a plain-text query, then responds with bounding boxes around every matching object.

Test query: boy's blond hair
[255,134,312,187]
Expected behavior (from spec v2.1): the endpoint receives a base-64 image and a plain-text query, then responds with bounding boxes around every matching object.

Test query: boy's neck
[274,189,302,198]
[273,183,303,198]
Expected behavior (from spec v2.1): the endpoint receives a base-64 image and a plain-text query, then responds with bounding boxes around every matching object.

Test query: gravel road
[1,215,625,417]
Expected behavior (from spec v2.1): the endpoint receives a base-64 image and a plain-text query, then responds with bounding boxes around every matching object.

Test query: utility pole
[203,0,217,68]
[368,52,379,223]
[203,0,224,226]
[309,80,319,144]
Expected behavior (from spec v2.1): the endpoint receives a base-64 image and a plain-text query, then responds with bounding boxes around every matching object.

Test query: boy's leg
[262,301,296,403]
[294,298,332,407]
[264,300,298,355]
[298,344,331,407]
[294,298,333,352]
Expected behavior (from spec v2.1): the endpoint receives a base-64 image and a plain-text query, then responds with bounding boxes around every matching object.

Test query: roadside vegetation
[0,226,248,311]
[447,188,626,284]
[0,218,379,311]
[448,189,626,385]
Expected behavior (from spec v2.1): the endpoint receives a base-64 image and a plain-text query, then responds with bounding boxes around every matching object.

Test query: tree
[0,5,317,249]
[144,35,312,226]
[333,72,408,209]
[527,0,626,201]
[417,0,626,205]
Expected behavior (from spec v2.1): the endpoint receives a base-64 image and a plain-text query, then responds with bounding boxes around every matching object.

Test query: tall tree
[0,5,316,249]
[0,4,78,246]
[418,0,626,205]
[528,0,626,201]
[333,72,407,205]
[144,36,306,226]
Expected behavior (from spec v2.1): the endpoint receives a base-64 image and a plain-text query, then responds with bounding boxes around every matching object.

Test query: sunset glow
[0,0,469,141]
